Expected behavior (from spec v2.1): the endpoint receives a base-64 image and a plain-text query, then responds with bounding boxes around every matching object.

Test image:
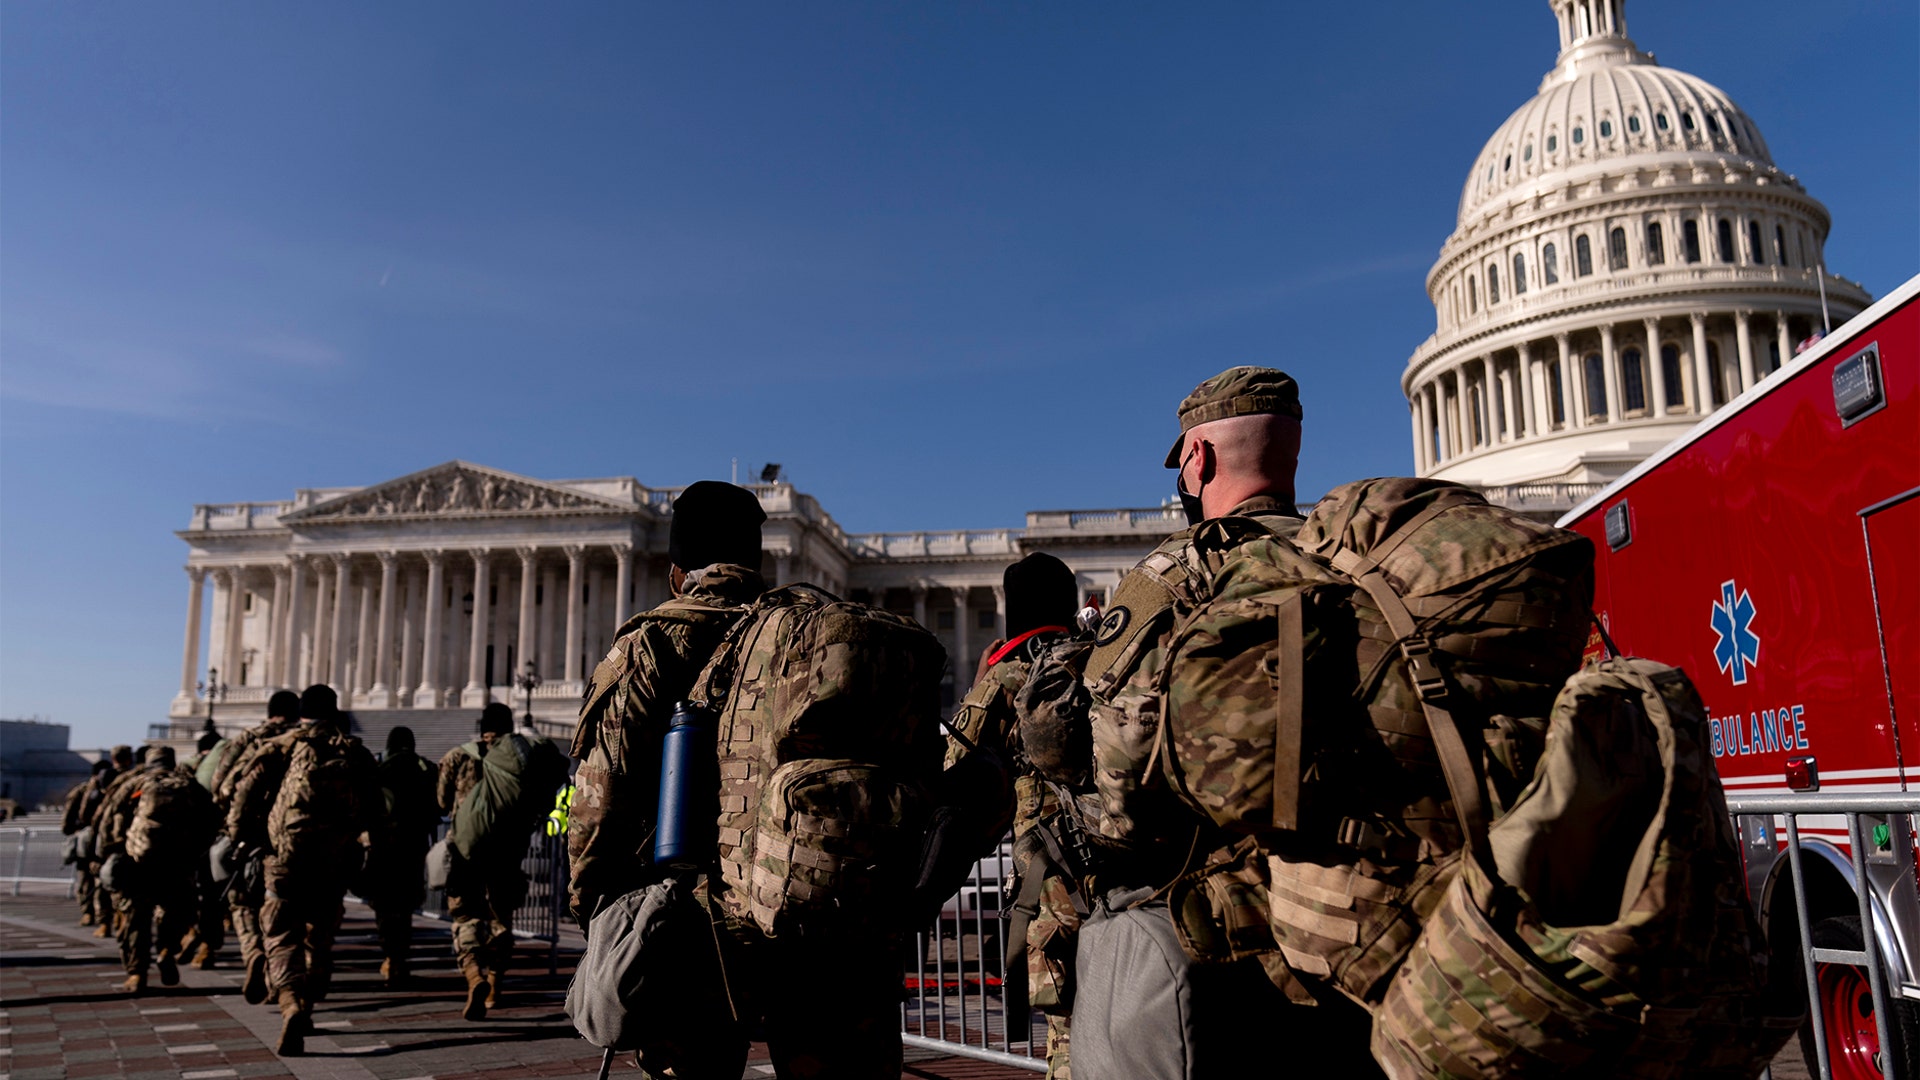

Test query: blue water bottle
[654,700,716,869]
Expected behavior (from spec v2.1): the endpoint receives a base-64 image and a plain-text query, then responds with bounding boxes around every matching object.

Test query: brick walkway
[0,891,1035,1080]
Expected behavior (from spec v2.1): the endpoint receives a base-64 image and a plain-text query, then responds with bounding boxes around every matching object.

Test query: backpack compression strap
[1328,548,1489,856]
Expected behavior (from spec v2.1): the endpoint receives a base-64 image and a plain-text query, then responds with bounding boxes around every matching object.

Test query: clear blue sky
[4,1,1914,752]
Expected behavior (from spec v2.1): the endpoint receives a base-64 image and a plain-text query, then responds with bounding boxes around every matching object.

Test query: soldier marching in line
[177,729,228,969]
[368,725,439,989]
[226,685,380,1056]
[62,746,131,933]
[942,552,1086,1079]
[92,745,217,994]
[214,688,305,1004]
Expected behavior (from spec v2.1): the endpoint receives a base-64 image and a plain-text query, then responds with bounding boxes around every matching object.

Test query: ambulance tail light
[1785,755,1819,792]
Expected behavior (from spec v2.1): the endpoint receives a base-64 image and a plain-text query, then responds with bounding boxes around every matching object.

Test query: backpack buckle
[1399,637,1448,701]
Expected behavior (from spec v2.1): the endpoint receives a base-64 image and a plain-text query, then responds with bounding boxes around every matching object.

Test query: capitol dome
[1404,0,1871,500]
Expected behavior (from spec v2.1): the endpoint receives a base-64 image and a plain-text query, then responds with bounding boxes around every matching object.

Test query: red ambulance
[1561,273,1919,1077]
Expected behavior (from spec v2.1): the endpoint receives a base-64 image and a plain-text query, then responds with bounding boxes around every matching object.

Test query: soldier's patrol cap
[110,745,133,763]
[1164,366,1303,468]
[669,481,767,571]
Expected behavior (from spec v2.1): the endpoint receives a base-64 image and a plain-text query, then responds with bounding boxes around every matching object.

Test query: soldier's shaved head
[1176,412,1302,520]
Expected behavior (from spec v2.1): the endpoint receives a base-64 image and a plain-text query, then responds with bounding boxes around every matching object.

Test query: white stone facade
[171,460,1180,727]
[1404,0,1872,496]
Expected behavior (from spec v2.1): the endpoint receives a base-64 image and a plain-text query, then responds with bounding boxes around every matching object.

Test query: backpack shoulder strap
[1328,547,1489,854]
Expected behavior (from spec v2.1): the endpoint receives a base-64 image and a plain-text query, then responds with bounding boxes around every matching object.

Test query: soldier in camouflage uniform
[215,690,304,1003]
[63,747,130,931]
[437,702,564,1020]
[568,482,770,927]
[944,553,1083,1079]
[103,747,215,994]
[368,725,439,988]
[227,686,380,1056]
[1016,367,1381,1070]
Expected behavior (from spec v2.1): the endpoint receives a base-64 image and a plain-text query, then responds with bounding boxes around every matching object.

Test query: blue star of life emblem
[1710,579,1761,686]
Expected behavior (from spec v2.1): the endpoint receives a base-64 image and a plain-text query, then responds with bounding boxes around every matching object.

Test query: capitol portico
[168,460,1181,745]
[1405,0,1871,496]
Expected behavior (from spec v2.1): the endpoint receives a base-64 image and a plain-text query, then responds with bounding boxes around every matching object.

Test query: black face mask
[1176,448,1206,526]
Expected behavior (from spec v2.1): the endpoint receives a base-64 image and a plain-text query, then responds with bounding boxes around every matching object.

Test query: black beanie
[268,689,301,720]
[197,731,221,753]
[299,684,339,724]
[387,725,416,753]
[669,481,766,572]
[479,702,514,736]
[1003,553,1077,639]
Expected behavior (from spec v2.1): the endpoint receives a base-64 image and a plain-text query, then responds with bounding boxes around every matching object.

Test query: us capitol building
[1404,0,1869,497]
[166,461,1178,748]
[163,0,1873,750]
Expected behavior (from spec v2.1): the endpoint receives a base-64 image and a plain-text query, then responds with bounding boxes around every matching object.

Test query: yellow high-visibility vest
[546,783,575,837]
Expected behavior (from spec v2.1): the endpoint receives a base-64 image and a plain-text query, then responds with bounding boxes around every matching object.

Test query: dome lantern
[1547,0,1643,84]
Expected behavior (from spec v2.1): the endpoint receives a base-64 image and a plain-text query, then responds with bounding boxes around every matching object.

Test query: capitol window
[1628,114,1642,134]
[1716,218,1735,262]
[1513,253,1527,295]
[1487,265,1500,304]
[1543,242,1559,284]
[1524,143,1533,162]
[1548,362,1565,425]
[1747,220,1765,264]
[1572,126,1585,145]
[1584,354,1608,417]
[1468,275,1478,312]
[1575,234,1593,277]
[1706,114,1722,136]
[1599,119,1613,139]
[1662,345,1686,409]
[1681,112,1696,131]
[1655,112,1670,131]
[1547,134,1558,153]
[1503,154,1511,172]
[1776,224,1791,267]
[1622,347,1646,413]
[1683,220,1702,263]
[1608,227,1628,270]
[1645,222,1665,266]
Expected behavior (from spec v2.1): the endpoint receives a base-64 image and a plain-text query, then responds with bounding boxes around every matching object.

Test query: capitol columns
[416,550,446,708]
[464,548,492,705]
[1734,309,1756,392]
[517,547,540,680]
[1775,311,1792,374]
[177,566,207,707]
[223,570,247,688]
[1598,324,1623,424]
[612,544,634,626]
[992,584,1007,639]
[1690,312,1714,412]
[909,583,929,631]
[1558,332,1585,428]
[369,551,399,707]
[266,564,289,687]
[1408,402,1426,474]
[1516,340,1537,437]
[285,556,308,687]
[1497,360,1518,442]
[563,545,587,685]
[1645,316,1669,418]
[329,553,353,692]
[953,586,972,680]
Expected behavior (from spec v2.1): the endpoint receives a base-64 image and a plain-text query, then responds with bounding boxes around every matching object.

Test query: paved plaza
[0,891,1033,1080]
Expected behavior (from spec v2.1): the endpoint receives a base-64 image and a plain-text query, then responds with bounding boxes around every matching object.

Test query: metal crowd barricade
[363,822,571,975]
[901,838,1047,1072]
[1726,791,1920,1080]
[0,828,79,898]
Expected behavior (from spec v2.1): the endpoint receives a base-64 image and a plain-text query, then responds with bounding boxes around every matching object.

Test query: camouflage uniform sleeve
[226,745,286,845]
[942,667,1022,843]
[568,619,691,924]
[61,782,85,835]
[435,747,470,815]
[211,728,257,805]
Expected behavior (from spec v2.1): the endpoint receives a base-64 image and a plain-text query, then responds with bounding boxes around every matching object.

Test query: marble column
[1436,381,1455,460]
[1690,312,1714,412]
[1453,366,1472,451]
[1516,340,1536,437]
[416,551,445,707]
[267,566,289,687]
[1415,387,1433,470]
[370,551,399,706]
[1735,309,1756,392]
[399,564,423,706]
[1599,324,1623,423]
[1498,360,1518,441]
[1557,333,1582,428]
[354,577,376,699]
[518,548,540,682]
[311,564,333,690]
[207,570,233,682]
[1645,317,1669,417]
[992,584,1007,639]
[177,567,207,705]
[1424,384,1441,463]
[953,586,971,684]
[1775,311,1793,374]
[286,557,308,687]
[539,565,560,680]
[1408,404,1425,473]
[223,569,247,687]
[329,555,353,692]
[464,549,492,705]
[612,544,634,627]
[910,584,929,631]
[564,546,586,685]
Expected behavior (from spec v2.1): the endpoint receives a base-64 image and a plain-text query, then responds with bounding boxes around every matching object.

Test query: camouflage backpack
[126,768,213,863]
[689,584,946,937]
[267,730,373,857]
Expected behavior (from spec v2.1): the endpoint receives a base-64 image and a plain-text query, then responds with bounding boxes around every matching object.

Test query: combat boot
[192,941,216,969]
[276,989,310,1056]
[121,972,147,994]
[79,909,94,927]
[380,956,408,990]
[156,950,180,987]
[242,954,269,1005]
[484,969,503,1009]
[460,958,488,1021]
[92,923,111,939]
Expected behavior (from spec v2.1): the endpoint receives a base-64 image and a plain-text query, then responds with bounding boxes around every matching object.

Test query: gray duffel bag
[1073,888,1297,1080]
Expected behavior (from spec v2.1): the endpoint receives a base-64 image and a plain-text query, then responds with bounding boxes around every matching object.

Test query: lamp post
[515,660,541,729]
[196,667,228,737]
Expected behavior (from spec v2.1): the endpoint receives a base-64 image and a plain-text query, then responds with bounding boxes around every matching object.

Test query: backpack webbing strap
[1329,549,1489,854]
[1271,593,1305,831]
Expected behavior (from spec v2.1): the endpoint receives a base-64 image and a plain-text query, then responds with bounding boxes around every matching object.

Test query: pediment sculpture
[307,467,609,519]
